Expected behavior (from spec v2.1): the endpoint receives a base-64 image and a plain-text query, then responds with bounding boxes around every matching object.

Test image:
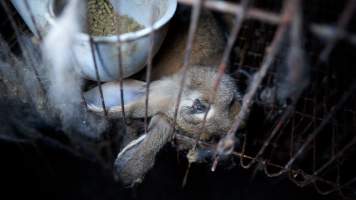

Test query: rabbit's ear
[114,114,174,186]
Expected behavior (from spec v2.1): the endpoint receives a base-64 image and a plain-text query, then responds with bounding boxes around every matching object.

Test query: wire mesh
[1,0,356,199]
[175,0,356,198]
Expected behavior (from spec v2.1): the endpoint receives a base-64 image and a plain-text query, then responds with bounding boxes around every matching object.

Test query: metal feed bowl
[11,0,177,81]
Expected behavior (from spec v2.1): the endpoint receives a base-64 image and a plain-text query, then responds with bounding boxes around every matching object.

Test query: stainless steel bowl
[11,0,177,81]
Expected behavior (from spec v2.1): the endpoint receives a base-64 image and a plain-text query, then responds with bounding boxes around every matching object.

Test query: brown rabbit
[85,66,241,185]
[83,9,239,186]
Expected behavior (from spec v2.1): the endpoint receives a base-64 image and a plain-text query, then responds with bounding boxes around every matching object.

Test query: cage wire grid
[1,0,356,199]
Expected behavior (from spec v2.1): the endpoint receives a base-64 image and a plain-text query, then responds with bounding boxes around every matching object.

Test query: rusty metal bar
[282,80,356,172]
[313,181,341,196]
[231,152,339,189]
[215,0,298,159]
[89,1,356,48]
[144,6,156,134]
[312,136,356,177]
[89,36,108,116]
[238,134,251,169]
[319,0,356,61]
[310,24,356,46]
[313,175,356,196]
[178,0,280,24]
[173,132,347,191]
[242,1,307,172]
[243,105,295,169]
[197,0,249,150]
[178,0,356,49]
[312,132,347,199]
[171,0,204,137]
[117,41,127,124]
[24,0,43,40]
[94,42,112,81]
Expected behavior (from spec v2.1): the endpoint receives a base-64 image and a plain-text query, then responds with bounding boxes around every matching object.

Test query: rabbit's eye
[191,99,208,114]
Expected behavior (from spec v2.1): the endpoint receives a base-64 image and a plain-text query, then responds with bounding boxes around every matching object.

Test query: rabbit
[83,8,239,186]
[85,65,241,186]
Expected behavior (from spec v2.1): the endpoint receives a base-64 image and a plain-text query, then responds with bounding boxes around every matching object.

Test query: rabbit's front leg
[114,113,174,186]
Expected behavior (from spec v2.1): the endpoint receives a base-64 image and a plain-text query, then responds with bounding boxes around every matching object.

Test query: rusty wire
[282,81,356,172]
[309,103,350,197]
[175,130,356,196]
[311,135,356,178]
[195,0,250,151]
[178,0,356,49]
[319,0,356,62]
[144,6,156,134]
[23,0,43,40]
[240,0,307,172]
[177,0,356,198]
[174,131,342,189]
[171,0,204,138]
[117,39,127,125]
[178,0,281,24]
[89,36,108,117]
[241,106,294,169]
[312,174,356,197]
[215,0,299,161]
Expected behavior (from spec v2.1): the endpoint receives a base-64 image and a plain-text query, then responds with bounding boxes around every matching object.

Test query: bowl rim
[47,0,177,43]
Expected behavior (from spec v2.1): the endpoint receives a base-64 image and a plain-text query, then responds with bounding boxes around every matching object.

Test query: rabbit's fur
[107,66,241,137]
[86,9,241,186]
[149,9,225,80]
[110,65,241,186]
